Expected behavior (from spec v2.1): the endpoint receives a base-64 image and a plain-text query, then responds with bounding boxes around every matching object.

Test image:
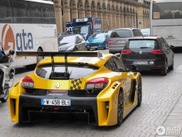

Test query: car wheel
[137,79,142,107]
[117,91,123,126]
[160,60,168,76]
[0,88,9,103]
[169,59,174,71]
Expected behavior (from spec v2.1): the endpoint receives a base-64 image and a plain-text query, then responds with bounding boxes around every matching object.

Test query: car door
[160,37,173,66]
[162,37,174,66]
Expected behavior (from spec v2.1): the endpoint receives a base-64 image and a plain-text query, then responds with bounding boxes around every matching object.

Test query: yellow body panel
[8,82,26,122]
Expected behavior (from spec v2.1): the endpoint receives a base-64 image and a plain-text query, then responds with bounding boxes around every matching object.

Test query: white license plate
[41,99,71,106]
[133,61,148,65]
[116,40,126,44]
[91,46,98,48]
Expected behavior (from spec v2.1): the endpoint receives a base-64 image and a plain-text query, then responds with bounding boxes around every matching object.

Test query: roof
[128,35,162,40]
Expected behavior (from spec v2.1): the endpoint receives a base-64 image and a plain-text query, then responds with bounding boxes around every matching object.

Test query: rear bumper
[123,59,165,71]
[18,94,98,125]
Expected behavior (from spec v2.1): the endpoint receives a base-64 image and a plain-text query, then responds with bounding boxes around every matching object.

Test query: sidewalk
[156,93,182,137]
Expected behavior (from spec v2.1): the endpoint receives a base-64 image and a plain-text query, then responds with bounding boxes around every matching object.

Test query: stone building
[52,0,150,34]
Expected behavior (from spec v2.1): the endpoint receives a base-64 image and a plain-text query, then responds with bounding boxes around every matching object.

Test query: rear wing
[16,51,103,58]
[16,51,104,79]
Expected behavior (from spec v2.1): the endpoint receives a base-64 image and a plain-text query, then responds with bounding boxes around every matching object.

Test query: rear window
[36,64,98,79]
[128,40,157,49]
[110,29,132,38]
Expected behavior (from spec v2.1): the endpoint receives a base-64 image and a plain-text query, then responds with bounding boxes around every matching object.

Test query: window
[104,57,126,72]
[36,64,98,79]
[1,0,55,24]
[133,29,143,36]
[153,2,182,19]
[110,29,132,38]
[129,40,156,49]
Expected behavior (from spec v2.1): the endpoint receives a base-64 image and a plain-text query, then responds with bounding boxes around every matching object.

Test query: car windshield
[129,40,156,49]
[60,35,76,44]
[110,30,132,38]
[36,64,98,79]
[89,33,106,38]
[73,26,89,34]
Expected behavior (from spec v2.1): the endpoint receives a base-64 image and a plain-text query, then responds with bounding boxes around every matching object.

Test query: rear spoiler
[16,51,103,58]
[16,51,104,79]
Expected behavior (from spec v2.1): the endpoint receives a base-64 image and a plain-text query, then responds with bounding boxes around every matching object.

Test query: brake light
[151,49,163,54]
[86,78,108,90]
[122,49,131,54]
[108,39,114,45]
[22,76,34,88]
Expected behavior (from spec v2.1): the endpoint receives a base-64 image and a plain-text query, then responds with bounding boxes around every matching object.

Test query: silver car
[58,34,87,52]
[108,28,143,53]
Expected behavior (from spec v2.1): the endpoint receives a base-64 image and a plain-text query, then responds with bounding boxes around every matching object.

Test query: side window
[133,29,143,37]
[161,38,170,50]
[0,0,12,23]
[104,57,119,72]
[76,37,79,44]
[113,57,127,71]
[158,38,166,50]
[78,36,84,42]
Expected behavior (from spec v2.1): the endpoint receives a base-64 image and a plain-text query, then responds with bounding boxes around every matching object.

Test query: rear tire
[169,59,174,71]
[0,88,9,103]
[160,60,168,76]
[137,79,142,107]
[117,91,123,126]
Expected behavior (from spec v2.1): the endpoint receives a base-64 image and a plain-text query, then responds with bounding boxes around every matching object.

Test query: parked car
[58,34,87,52]
[86,33,109,50]
[107,28,143,53]
[121,36,174,76]
[141,28,150,36]
[9,51,142,126]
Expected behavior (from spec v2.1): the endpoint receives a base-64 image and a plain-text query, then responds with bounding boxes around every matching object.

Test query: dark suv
[121,36,174,76]
[107,28,143,53]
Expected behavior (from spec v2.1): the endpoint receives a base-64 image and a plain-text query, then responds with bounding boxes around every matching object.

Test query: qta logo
[1,24,16,54]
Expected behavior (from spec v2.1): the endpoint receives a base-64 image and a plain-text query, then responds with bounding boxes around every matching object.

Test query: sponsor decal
[1,24,15,53]
[1,24,34,52]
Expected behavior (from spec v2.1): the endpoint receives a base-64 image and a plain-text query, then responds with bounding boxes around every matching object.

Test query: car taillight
[122,49,131,54]
[85,78,108,94]
[151,49,164,54]
[108,39,114,45]
[22,76,34,88]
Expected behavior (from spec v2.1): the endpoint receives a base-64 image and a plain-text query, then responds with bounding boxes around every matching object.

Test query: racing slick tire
[137,79,142,107]
[117,90,123,126]
[0,86,9,103]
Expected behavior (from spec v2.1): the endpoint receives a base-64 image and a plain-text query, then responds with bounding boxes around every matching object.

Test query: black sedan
[121,36,174,76]
[58,34,87,52]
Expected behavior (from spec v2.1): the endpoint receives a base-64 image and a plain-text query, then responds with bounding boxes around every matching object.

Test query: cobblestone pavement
[0,54,182,137]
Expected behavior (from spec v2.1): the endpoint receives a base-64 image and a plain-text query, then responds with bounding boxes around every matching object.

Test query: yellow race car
[8,51,142,126]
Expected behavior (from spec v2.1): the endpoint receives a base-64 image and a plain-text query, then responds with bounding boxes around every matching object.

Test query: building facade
[52,0,150,34]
